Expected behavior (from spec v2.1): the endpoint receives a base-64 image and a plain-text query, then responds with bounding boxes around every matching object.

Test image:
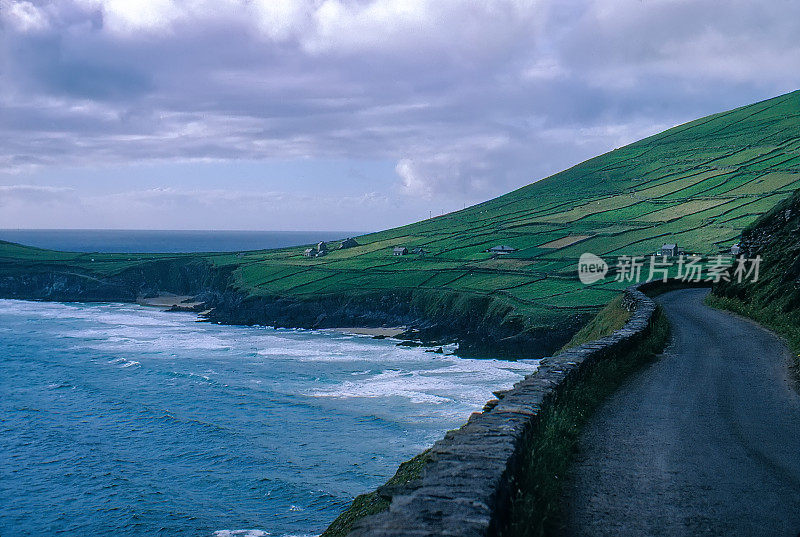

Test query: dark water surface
[0,299,538,536]
[0,230,366,253]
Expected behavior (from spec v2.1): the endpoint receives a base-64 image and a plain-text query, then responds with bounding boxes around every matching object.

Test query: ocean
[0,229,366,253]
[0,299,538,536]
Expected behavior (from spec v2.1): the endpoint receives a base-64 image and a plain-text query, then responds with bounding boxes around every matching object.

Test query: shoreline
[327,326,408,338]
[136,294,204,309]
[0,263,578,359]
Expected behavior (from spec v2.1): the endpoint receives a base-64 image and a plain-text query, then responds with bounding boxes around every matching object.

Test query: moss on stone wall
[321,450,432,537]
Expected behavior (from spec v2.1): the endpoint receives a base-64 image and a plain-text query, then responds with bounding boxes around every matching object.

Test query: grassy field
[3,90,800,352]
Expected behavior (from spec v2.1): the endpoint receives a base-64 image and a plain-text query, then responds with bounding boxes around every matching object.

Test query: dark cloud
[9,33,152,99]
[1,0,799,211]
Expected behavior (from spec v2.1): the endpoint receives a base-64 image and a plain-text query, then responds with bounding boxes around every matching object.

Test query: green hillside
[3,90,800,354]
[710,188,800,375]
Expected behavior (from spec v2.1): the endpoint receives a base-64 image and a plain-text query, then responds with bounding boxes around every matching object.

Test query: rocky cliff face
[200,288,588,359]
[198,289,420,330]
[714,189,800,311]
[0,258,216,302]
[0,256,585,359]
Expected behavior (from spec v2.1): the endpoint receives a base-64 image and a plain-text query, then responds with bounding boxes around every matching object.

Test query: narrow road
[563,288,800,537]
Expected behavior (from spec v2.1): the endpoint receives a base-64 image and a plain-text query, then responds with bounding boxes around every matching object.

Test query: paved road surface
[563,288,800,537]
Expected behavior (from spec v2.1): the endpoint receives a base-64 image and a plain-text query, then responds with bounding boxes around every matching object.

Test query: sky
[1,0,799,231]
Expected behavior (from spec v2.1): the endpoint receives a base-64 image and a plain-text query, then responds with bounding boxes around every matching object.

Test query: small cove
[0,299,538,536]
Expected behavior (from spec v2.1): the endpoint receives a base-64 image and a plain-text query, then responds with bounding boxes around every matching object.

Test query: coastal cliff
[0,256,215,302]
[199,287,588,358]
[0,252,585,359]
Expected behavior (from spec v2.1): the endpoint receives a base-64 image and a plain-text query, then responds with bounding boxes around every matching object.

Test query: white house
[486,245,518,254]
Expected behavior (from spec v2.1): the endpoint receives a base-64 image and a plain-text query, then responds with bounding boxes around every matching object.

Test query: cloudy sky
[1,0,799,230]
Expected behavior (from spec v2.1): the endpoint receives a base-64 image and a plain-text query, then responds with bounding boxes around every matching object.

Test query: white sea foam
[255,338,428,363]
[108,357,140,368]
[256,347,330,358]
[311,357,539,407]
[66,326,234,354]
[4,301,184,329]
[2,297,544,536]
[213,530,270,537]
[312,369,451,404]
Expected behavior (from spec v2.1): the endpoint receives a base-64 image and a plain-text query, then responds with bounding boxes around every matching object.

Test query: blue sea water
[0,230,366,253]
[0,299,538,536]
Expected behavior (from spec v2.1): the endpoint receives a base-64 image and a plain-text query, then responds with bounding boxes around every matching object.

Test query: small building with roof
[657,243,684,257]
[485,245,518,254]
[339,237,360,249]
[304,241,329,258]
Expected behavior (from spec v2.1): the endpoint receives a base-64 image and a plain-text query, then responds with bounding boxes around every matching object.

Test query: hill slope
[710,189,800,375]
[3,90,800,356]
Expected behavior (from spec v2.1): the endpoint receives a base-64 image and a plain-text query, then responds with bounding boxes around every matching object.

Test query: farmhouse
[412,247,428,256]
[658,243,684,257]
[393,247,409,256]
[486,245,518,254]
[339,237,359,249]
[304,241,329,258]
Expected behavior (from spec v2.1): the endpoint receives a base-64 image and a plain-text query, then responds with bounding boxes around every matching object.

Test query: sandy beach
[330,326,408,338]
[136,294,203,309]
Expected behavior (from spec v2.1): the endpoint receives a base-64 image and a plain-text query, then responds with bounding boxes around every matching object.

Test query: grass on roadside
[557,294,632,353]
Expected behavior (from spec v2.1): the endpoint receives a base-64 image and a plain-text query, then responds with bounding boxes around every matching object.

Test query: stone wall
[347,285,657,537]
